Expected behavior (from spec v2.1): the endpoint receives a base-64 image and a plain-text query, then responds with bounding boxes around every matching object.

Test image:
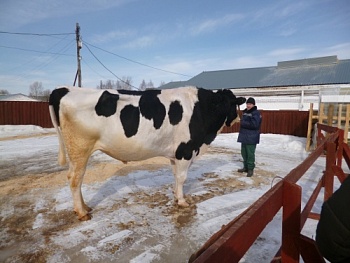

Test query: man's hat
[246,97,255,105]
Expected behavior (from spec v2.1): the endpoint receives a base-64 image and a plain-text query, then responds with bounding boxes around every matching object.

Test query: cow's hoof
[79,213,92,221]
[177,200,190,207]
[84,205,92,212]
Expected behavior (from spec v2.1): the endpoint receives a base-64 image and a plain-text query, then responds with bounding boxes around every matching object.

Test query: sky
[0,0,350,95]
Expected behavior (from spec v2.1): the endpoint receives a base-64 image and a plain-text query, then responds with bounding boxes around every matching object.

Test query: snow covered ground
[0,125,339,262]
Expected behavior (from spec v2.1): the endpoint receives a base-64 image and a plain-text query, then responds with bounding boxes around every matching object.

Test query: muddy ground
[0,134,277,263]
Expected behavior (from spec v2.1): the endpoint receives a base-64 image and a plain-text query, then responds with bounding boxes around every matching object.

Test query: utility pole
[74,22,82,87]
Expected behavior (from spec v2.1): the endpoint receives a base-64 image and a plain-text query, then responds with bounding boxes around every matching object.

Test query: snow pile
[0,125,55,139]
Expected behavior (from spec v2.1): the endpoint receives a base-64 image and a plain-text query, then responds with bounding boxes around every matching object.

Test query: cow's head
[218,89,246,127]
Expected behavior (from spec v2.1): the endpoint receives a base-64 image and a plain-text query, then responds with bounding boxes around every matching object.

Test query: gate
[190,123,348,262]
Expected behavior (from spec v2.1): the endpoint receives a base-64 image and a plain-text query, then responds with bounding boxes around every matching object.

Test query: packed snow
[0,125,341,262]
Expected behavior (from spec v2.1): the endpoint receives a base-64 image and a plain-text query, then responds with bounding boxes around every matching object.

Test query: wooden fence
[0,102,310,137]
[0,101,52,128]
[189,124,347,262]
[224,110,309,137]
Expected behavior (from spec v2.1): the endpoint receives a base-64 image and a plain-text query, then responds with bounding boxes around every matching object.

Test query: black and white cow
[49,86,245,220]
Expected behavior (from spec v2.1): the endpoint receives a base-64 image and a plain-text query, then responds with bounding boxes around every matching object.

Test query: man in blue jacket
[237,97,262,177]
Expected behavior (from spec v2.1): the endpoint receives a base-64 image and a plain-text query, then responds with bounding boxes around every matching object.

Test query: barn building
[160,55,350,111]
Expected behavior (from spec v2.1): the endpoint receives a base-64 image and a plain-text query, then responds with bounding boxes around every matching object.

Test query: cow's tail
[49,88,69,166]
[49,105,67,166]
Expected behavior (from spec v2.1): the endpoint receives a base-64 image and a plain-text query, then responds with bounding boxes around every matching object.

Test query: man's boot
[237,168,248,173]
[247,170,254,177]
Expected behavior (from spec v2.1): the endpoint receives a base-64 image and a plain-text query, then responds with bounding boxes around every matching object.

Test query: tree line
[0,78,166,102]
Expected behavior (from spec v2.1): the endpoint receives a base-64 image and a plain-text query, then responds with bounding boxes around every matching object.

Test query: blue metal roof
[161,56,350,90]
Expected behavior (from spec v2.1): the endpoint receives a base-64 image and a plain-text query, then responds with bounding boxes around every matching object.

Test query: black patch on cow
[175,142,197,160]
[117,89,143,96]
[95,90,120,117]
[139,90,165,129]
[218,89,238,127]
[175,88,240,160]
[49,87,69,126]
[120,104,140,137]
[168,100,183,125]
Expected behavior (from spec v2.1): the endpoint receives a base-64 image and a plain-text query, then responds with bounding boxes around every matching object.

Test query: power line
[0,44,74,56]
[0,31,74,36]
[84,41,193,78]
[84,43,138,89]
[82,58,108,79]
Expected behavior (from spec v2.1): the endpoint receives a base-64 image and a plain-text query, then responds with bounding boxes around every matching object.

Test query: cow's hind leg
[173,159,191,207]
[66,149,93,221]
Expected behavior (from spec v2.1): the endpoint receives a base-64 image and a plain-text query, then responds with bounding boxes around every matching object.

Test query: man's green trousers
[240,143,256,171]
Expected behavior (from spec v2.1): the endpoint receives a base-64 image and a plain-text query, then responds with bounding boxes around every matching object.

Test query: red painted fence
[0,101,52,128]
[0,101,310,137]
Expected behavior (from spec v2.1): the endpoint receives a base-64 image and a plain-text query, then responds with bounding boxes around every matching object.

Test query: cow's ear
[236,97,246,105]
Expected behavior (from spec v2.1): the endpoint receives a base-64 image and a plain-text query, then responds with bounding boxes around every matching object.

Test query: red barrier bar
[299,235,326,262]
[332,165,348,183]
[281,181,301,262]
[192,182,284,262]
[324,142,336,201]
[300,178,323,226]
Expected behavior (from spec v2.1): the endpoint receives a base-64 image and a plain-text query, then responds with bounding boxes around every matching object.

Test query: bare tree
[0,89,9,95]
[139,80,147,91]
[41,89,51,102]
[29,81,44,98]
[97,77,133,90]
[147,80,154,89]
[28,81,50,101]
[118,76,133,90]
[97,80,104,89]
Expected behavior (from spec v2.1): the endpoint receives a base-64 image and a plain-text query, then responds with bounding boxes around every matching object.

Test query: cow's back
[56,86,200,161]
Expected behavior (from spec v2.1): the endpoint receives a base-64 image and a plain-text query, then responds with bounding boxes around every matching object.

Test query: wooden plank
[308,212,320,220]
[332,165,347,183]
[343,143,350,168]
[318,103,325,124]
[299,235,326,262]
[192,182,284,262]
[317,123,338,133]
[337,129,344,167]
[345,104,350,143]
[337,104,342,128]
[324,142,336,201]
[327,104,334,126]
[306,103,314,151]
[281,181,301,262]
[284,144,324,183]
[301,178,323,227]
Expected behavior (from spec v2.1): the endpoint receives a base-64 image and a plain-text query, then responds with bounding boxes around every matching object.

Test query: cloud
[90,29,135,44]
[190,13,244,35]
[121,35,155,49]
[277,2,308,18]
[267,48,305,57]
[311,43,350,59]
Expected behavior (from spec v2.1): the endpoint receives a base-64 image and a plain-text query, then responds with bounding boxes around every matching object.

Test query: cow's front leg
[173,159,191,207]
[67,159,91,220]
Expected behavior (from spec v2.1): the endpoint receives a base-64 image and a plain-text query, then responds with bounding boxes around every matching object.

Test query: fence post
[324,142,336,201]
[306,103,313,151]
[337,129,344,167]
[282,181,301,262]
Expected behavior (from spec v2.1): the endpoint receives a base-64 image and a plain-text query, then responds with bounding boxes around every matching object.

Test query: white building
[160,55,350,111]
